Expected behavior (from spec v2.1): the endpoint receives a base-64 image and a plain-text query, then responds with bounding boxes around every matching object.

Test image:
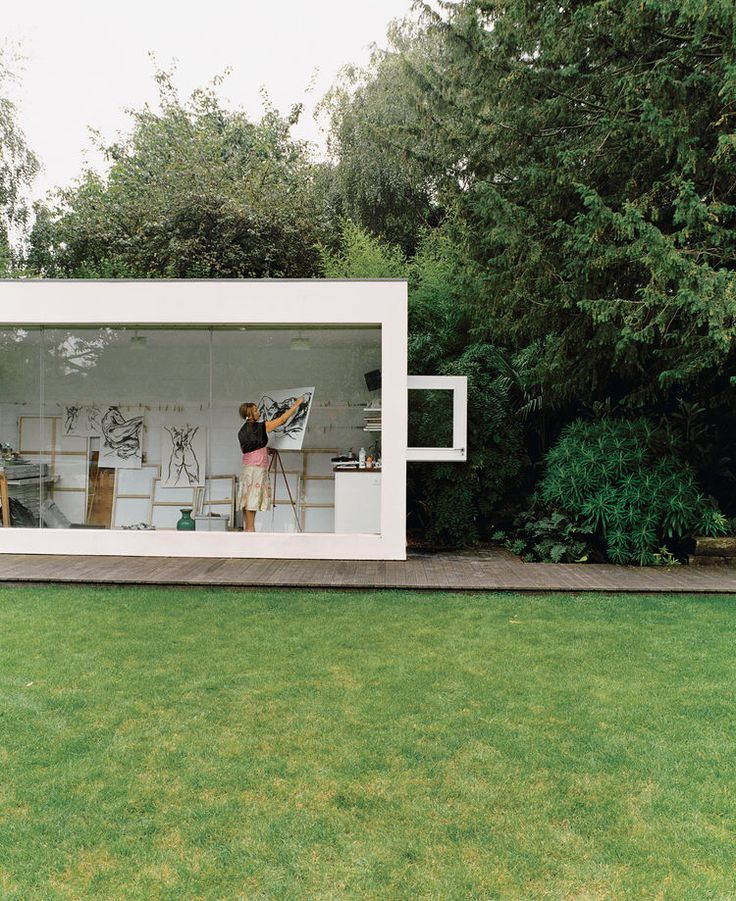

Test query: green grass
[0,587,735,899]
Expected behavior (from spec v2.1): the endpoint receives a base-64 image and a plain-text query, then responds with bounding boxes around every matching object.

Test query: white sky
[4,0,415,201]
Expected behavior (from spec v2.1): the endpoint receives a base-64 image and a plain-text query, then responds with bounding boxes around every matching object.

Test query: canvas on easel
[257,388,314,451]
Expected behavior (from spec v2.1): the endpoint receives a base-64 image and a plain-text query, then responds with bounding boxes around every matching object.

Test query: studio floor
[0,546,734,592]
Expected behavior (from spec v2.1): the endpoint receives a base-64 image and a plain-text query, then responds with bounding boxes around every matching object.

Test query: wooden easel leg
[0,474,10,528]
[272,450,302,533]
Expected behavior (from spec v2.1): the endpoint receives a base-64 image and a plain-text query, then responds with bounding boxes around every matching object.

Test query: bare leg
[244,510,256,532]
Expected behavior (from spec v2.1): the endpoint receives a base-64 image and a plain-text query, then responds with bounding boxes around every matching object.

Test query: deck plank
[1,549,735,593]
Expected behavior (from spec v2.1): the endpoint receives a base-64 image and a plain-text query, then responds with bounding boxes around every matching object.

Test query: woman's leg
[244,510,256,532]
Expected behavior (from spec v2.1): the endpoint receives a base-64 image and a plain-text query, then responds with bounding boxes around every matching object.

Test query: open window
[406,376,467,462]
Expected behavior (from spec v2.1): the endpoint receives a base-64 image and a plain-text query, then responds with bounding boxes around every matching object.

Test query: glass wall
[0,325,382,535]
[0,328,42,528]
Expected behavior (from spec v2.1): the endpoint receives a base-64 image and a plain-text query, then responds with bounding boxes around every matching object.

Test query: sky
[4,0,416,202]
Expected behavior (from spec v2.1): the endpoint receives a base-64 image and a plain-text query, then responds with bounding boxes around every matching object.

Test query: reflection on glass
[0,328,42,527]
[408,389,454,448]
[212,327,381,534]
[1,325,382,535]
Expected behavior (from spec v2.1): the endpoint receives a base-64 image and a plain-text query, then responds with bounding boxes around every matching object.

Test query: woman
[237,397,304,532]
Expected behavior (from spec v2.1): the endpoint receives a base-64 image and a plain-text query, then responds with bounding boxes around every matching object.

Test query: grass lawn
[0,586,734,899]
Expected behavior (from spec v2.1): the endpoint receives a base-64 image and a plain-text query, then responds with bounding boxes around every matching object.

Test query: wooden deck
[1,547,735,592]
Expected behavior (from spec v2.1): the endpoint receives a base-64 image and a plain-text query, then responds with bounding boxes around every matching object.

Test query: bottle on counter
[358,447,366,469]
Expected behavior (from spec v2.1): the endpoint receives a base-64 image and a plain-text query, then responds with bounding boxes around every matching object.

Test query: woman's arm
[266,396,304,433]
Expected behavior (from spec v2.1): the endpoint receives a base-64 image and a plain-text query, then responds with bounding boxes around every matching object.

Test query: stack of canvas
[363,401,382,432]
[3,462,48,481]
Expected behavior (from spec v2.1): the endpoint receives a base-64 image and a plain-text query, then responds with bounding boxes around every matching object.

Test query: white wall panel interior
[256,503,300,533]
[150,505,186,530]
[112,496,151,529]
[272,471,300,503]
[115,465,160,496]
[303,507,335,533]
[302,479,335,504]
[48,491,86,525]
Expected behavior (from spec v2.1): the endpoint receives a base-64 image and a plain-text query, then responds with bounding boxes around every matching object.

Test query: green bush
[540,419,729,565]
[502,501,596,564]
[322,222,530,547]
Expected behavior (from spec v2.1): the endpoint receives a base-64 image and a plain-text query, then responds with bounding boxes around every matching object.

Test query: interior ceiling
[56,328,381,350]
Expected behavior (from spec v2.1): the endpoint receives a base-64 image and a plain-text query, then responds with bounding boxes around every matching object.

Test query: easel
[0,473,10,528]
[268,450,302,532]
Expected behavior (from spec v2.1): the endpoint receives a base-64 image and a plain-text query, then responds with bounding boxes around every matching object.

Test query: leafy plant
[540,419,728,565]
[506,500,595,564]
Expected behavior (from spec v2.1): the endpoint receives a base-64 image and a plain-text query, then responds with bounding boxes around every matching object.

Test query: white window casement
[0,280,467,561]
[406,375,468,462]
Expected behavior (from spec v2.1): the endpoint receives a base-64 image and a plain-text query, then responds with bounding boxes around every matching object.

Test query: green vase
[177,508,195,531]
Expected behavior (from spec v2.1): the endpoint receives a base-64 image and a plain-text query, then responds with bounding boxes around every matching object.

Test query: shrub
[539,419,728,565]
[504,501,596,563]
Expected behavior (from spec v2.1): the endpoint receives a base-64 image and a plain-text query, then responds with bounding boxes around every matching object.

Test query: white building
[0,280,466,560]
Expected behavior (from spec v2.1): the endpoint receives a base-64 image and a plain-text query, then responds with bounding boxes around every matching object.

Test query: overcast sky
[4,0,416,201]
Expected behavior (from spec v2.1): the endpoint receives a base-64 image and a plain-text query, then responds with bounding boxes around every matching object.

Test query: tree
[412,0,736,405]
[27,69,332,278]
[0,49,39,274]
[321,220,529,545]
[320,21,448,254]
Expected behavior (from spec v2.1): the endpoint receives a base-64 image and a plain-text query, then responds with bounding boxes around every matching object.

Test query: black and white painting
[257,387,315,450]
[161,424,206,488]
[63,403,102,437]
[99,406,144,469]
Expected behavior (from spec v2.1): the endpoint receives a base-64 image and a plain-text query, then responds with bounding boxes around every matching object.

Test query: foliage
[319,219,407,278]
[0,48,39,273]
[502,500,596,563]
[540,418,728,564]
[332,1,736,407]
[26,69,332,278]
[322,222,529,546]
[319,22,446,254]
[663,399,736,517]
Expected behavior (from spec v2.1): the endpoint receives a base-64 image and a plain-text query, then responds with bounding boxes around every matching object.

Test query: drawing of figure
[64,405,81,436]
[257,392,312,441]
[164,425,201,487]
[101,407,144,460]
[84,405,102,435]
[64,403,103,437]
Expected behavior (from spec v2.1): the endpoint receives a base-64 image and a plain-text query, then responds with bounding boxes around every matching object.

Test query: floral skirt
[237,464,272,512]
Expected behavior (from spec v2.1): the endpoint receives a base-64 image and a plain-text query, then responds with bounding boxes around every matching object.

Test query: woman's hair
[239,402,259,422]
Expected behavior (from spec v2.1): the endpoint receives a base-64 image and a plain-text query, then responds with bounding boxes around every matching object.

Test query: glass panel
[0,328,42,527]
[41,328,210,530]
[211,326,382,533]
[8,323,384,537]
[408,388,454,448]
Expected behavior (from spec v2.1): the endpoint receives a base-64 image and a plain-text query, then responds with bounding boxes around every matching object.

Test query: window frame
[406,376,468,462]
[0,280,408,560]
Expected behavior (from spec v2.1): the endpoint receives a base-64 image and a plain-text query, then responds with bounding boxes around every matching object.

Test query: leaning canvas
[98,406,144,469]
[257,388,315,451]
[161,423,206,488]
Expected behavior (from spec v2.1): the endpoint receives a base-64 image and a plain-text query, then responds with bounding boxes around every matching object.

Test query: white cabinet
[334,471,381,534]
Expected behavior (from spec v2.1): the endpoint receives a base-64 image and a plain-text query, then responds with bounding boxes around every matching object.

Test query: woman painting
[236,397,304,532]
